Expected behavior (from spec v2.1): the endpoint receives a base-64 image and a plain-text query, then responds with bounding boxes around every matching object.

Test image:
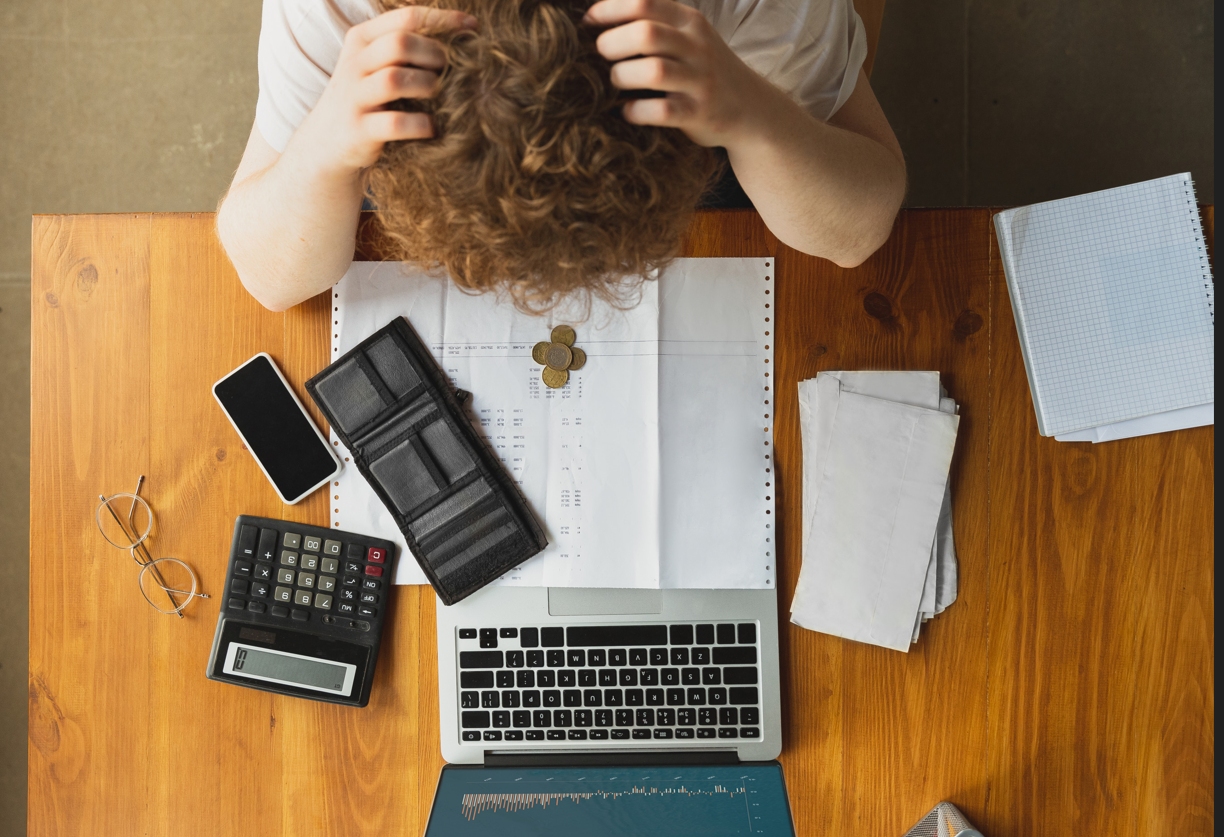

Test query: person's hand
[584,0,778,148]
[294,5,478,177]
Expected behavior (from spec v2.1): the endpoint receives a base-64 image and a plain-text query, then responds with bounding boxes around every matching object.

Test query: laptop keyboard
[456,622,762,744]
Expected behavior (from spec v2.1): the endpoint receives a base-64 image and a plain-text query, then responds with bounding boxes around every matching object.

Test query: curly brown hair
[368,0,718,313]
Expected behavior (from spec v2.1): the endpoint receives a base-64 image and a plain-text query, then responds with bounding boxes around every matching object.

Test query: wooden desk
[30,209,1213,836]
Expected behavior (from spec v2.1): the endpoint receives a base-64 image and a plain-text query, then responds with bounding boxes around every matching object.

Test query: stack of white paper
[791,372,960,651]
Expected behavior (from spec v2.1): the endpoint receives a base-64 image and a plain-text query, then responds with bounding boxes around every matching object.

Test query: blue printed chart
[425,765,795,836]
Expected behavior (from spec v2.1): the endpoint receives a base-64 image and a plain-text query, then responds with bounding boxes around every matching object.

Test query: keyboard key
[682,668,699,685]
[691,647,711,665]
[520,627,539,647]
[553,710,572,727]
[481,690,500,709]
[546,650,565,667]
[723,667,758,685]
[290,608,309,621]
[661,668,679,686]
[696,624,715,644]
[504,730,524,741]
[675,728,695,739]
[712,647,757,665]
[650,648,668,666]
[506,651,524,668]
[563,690,582,707]
[459,628,477,639]
[702,668,721,685]
[256,528,278,562]
[541,627,564,647]
[533,710,551,727]
[640,669,659,686]
[483,731,502,741]
[629,648,648,666]
[547,730,566,741]
[678,708,696,726]
[579,669,596,687]
[697,728,716,739]
[461,711,489,728]
[479,628,498,649]
[709,688,727,705]
[646,689,664,706]
[567,650,586,667]
[729,687,759,705]
[625,689,644,706]
[615,709,634,726]
[280,551,298,567]
[619,669,638,687]
[517,670,535,688]
[636,709,655,726]
[595,709,613,727]
[669,624,694,645]
[314,593,333,610]
[526,650,544,667]
[599,669,617,687]
[462,731,480,742]
[460,691,478,708]
[513,711,531,728]
[589,729,609,740]
[687,688,706,705]
[523,691,541,708]
[496,671,514,688]
[567,625,668,647]
[583,690,602,707]
[246,601,266,614]
[656,708,675,726]
[741,707,760,724]
[716,624,736,644]
[670,648,689,666]
[666,688,685,706]
[698,709,717,726]
[238,525,258,557]
[737,623,757,644]
[543,690,560,707]
[719,707,739,725]
[632,729,651,739]
[568,730,587,740]
[588,650,606,666]
[650,728,672,740]
[459,651,504,668]
[502,691,521,708]
[538,671,556,688]
[499,627,518,638]
[230,579,248,595]
[609,649,627,666]
[526,730,545,741]
[558,670,576,687]
[492,711,510,728]
[574,710,593,727]
[718,728,738,739]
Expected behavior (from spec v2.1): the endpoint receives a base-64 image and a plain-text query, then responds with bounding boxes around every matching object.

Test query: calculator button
[277,568,295,585]
[238,525,258,557]
[280,551,298,567]
[344,561,362,574]
[303,535,322,552]
[257,528,278,562]
[291,608,310,621]
[254,564,272,581]
[234,561,252,577]
[270,604,289,618]
[274,586,293,603]
[337,602,355,615]
[246,601,266,614]
[250,582,269,598]
[360,592,379,605]
[297,573,316,589]
[318,576,336,593]
[283,532,301,549]
[358,605,377,617]
[347,543,365,560]
[342,575,360,586]
[294,590,313,607]
[340,588,357,601]
[323,539,343,556]
[300,554,319,571]
[230,579,248,595]
[314,593,333,610]
[364,565,384,578]
[227,597,245,610]
[362,579,381,590]
[321,558,339,574]
[367,547,386,563]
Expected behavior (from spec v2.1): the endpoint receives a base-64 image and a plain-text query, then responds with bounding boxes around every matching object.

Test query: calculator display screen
[223,643,357,696]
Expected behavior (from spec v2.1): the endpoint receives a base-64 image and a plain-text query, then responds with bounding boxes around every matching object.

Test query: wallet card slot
[416,490,505,553]
[369,435,445,515]
[408,479,494,540]
[365,333,421,398]
[431,516,519,579]
[312,357,387,434]
[355,392,437,455]
[418,419,476,483]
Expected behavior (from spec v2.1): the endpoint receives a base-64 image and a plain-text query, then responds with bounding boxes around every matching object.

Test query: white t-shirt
[256,0,867,153]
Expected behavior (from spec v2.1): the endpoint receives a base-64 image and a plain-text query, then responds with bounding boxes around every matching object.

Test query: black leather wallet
[305,317,547,605]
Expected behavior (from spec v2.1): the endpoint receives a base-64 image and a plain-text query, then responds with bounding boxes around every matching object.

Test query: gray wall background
[0,0,1213,832]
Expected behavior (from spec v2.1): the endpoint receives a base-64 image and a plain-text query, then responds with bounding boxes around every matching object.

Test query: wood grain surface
[29,209,1213,836]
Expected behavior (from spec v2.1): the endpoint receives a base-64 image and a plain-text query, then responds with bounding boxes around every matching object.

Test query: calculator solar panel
[453,622,763,744]
[206,515,397,707]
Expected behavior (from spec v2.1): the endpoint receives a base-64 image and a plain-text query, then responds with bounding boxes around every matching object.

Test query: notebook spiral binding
[1184,175,1214,324]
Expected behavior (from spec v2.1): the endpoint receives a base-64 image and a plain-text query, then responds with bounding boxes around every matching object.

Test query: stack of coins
[532,325,586,388]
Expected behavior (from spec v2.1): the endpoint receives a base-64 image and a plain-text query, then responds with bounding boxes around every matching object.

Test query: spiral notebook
[994,173,1215,438]
[328,258,775,589]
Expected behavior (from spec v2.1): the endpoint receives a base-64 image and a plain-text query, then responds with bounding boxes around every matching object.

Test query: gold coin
[567,347,586,371]
[545,342,572,370]
[551,324,576,347]
[531,341,551,365]
[542,367,569,388]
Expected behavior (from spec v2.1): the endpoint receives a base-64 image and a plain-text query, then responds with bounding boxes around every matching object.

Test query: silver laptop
[437,585,782,765]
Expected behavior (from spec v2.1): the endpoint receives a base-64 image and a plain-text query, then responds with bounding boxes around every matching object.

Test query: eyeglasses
[95,476,211,617]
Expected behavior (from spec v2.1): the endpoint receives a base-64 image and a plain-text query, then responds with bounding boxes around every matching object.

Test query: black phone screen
[214,355,338,502]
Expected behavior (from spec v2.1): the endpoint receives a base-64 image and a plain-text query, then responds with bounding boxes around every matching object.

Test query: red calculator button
[364,565,384,577]
[367,547,386,564]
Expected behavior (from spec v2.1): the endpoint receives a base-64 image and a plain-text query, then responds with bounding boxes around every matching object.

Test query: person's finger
[357,29,447,74]
[621,93,695,127]
[349,5,477,47]
[584,0,693,28]
[596,19,689,62]
[609,56,698,95]
[361,109,435,142]
[356,66,439,107]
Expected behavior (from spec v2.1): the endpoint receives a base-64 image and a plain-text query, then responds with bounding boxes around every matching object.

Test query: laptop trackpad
[548,588,662,616]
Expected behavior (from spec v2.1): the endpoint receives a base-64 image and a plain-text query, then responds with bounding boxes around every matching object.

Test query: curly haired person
[217,0,905,312]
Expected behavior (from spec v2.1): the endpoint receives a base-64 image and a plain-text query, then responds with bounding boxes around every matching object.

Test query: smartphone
[213,353,342,504]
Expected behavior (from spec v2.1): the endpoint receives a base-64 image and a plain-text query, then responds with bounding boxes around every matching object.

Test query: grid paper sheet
[994,173,1214,436]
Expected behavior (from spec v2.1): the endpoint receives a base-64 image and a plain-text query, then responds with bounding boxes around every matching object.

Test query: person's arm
[585,0,905,268]
[216,6,478,312]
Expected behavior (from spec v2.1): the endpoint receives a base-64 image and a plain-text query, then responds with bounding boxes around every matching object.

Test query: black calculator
[206,515,397,707]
